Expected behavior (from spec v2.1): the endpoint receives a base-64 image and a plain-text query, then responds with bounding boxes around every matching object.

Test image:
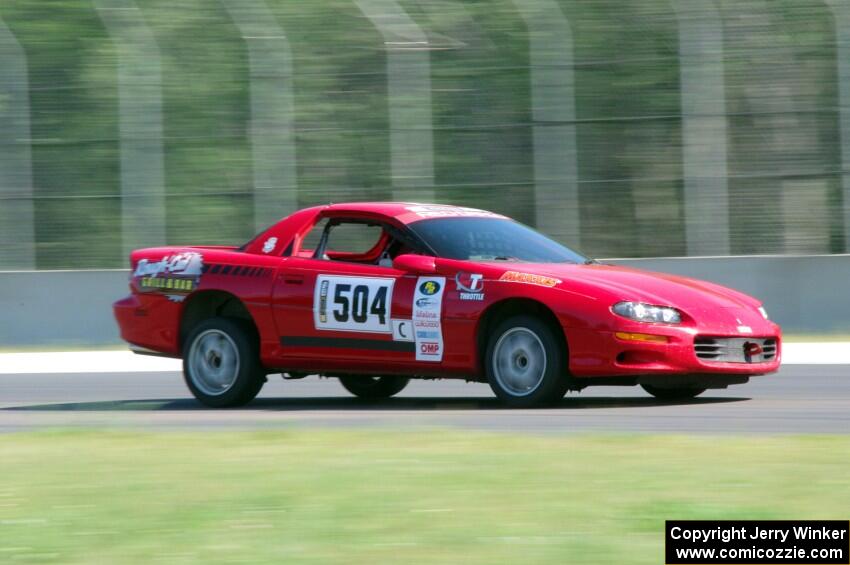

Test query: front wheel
[183,317,265,408]
[338,375,409,399]
[641,384,706,400]
[485,315,568,408]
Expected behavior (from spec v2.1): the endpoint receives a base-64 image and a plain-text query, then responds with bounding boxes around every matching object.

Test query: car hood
[490,262,761,312]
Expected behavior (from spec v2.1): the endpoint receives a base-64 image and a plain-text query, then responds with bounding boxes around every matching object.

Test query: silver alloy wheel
[492,327,547,397]
[187,329,241,396]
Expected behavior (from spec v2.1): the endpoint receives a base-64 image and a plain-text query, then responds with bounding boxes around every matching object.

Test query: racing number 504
[333,284,388,325]
[313,275,394,333]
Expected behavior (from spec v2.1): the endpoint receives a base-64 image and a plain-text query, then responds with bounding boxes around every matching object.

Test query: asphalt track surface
[1,365,848,433]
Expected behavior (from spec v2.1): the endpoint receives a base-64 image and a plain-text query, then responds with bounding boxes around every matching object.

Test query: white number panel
[313,275,394,334]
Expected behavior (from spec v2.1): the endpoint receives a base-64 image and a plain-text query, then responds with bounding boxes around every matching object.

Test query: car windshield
[409,217,588,263]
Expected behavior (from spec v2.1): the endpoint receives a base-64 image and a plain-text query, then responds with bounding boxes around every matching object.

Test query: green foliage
[0,0,844,267]
[1,431,849,563]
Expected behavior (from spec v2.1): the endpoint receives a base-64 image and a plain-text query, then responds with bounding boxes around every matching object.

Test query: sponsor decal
[419,280,441,296]
[313,275,393,334]
[455,272,484,301]
[318,279,330,323]
[134,252,203,278]
[391,319,414,342]
[405,204,504,220]
[413,276,446,362]
[499,270,561,288]
[140,277,197,292]
[262,237,278,254]
[134,252,203,295]
[414,310,439,320]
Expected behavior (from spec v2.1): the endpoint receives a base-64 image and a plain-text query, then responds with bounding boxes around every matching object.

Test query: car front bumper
[564,325,781,379]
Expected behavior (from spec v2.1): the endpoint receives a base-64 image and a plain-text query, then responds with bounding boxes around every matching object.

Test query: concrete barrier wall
[1,255,848,347]
[0,270,130,347]
[610,255,850,334]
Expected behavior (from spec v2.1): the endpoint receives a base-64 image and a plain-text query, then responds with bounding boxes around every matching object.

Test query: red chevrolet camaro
[114,202,781,407]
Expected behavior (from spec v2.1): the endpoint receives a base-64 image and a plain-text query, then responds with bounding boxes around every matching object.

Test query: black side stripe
[204,265,271,277]
[280,336,415,353]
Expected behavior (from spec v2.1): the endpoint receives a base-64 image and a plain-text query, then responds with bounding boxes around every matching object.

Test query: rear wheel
[485,315,568,408]
[641,384,706,400]
[338,375,410,399]
[183,317,265,407]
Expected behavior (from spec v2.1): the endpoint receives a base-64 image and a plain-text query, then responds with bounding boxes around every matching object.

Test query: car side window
[299,218,329,257]
[324,223,384,254]
[301,218,394,265]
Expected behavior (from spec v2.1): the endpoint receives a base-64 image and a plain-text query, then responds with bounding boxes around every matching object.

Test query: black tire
[485,315,569,408]
[338,375,409,399]
[641,384,706,400]
[183,317,265,408]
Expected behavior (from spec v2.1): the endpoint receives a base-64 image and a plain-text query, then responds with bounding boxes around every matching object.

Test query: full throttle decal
[133,252,203,295]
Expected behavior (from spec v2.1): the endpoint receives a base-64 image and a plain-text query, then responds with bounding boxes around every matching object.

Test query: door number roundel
[314,275,394,333]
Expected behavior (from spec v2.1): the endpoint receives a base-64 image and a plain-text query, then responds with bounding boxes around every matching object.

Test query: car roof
[322,202,507,225]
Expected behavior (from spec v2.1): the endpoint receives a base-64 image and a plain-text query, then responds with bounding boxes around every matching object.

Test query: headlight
[612,301,682,324]
[758,306,769,320]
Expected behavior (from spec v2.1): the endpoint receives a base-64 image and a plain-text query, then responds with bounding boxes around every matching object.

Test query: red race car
[114,202,781,407]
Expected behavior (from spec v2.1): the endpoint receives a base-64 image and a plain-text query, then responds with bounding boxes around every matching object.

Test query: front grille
[694,337,777,364]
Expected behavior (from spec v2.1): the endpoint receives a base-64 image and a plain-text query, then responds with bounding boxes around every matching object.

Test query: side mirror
[392,253,436,274]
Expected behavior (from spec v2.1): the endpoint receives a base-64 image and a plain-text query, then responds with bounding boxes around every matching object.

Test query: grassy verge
[1,431,848,564]
[780,334,850,343]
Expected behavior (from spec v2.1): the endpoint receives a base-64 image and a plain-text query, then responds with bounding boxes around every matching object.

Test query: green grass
[781,334,850,343]
[0,431,848,564]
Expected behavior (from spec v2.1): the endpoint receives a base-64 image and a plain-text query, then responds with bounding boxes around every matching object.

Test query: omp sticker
[391,319,414,342]
[313,275,394,334]
[413,277,446,362]
[499,270,561,288]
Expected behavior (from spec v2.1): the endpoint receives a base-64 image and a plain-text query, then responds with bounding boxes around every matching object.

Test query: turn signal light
[614,332,669,344]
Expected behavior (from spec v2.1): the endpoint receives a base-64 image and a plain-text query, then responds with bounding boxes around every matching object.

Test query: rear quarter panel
[118,246,282,356]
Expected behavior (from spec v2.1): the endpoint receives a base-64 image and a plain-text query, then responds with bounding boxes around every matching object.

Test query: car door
[271,218,440,372]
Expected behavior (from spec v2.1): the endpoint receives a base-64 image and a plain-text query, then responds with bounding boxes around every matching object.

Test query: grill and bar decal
[280,336,415,352]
